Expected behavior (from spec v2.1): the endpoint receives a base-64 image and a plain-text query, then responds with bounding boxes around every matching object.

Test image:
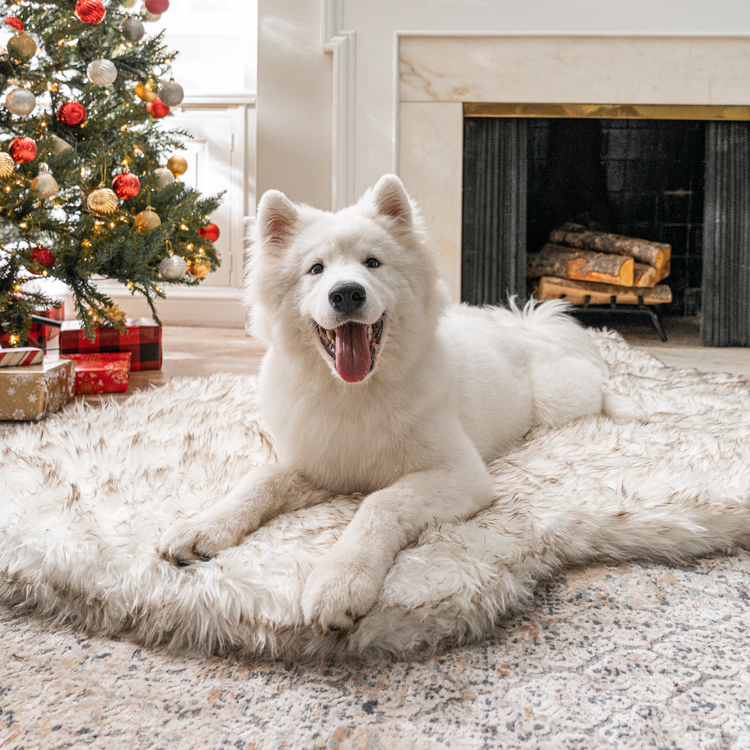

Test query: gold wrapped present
[0,358,75,421]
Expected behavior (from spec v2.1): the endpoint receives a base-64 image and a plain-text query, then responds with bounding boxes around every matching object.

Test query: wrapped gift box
[0,306,63,349]
[59,318,162,371]
[0,358,75,421]
[0,347,44,367]
[60,352,131,394]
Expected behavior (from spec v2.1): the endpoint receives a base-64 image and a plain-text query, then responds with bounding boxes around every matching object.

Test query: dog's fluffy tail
[501,298,649,424]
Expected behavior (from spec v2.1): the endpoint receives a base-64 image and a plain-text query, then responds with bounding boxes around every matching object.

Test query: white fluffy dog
[159,174,642,632]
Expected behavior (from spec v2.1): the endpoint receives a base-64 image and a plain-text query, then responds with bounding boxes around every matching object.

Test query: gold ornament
[31,171,60,199]
[186,256,211,278]
[135,80,158,102]
[166,155,188,176]
[0,152,14,179]
[51,134,72,154]
[134,208,161,233]
[87,187,119,215]
[7,33,37,61]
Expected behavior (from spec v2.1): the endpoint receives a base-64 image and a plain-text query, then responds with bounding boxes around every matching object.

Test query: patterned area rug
[1,331,750,747]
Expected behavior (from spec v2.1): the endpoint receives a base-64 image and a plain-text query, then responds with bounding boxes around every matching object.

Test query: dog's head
[245,174,448,384]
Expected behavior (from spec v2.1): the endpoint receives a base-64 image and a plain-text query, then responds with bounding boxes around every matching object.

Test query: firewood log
[528,244,634,286]
[550,223,670,270]
[535,276,672,305]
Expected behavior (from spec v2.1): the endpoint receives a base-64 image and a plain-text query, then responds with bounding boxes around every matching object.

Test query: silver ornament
[159,255,187,280]
[87,59,118,86]
[158,80,184,107]
[31,171,60,200]
[5,87,36,116]
[121,16,145,42]
[153,167,175,190]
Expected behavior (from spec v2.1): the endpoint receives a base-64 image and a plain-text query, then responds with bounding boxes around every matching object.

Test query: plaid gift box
[59,352,132,394]
[0,306,63,349]
[59,318,162,371]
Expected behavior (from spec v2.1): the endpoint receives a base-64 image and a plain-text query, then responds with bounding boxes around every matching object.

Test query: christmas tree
[0,0,222,344]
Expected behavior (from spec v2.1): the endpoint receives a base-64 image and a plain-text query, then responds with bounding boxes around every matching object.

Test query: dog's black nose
[328,282,366,313]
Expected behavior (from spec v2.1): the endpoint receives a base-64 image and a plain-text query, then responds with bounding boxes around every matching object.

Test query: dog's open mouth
[315,314,385,383]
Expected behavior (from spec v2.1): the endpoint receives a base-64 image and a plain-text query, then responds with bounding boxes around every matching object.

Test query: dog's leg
[158,464,331,565]
[301,449,494,632]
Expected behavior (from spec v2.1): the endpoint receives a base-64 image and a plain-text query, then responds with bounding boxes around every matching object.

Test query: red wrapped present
[0,347,44,367]
[59,352,132,394]
[0,306,62,349]
[59,318,162,371]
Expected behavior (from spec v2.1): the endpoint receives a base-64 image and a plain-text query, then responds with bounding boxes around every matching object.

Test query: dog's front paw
[301,552,385,633]
[158,517,240,566]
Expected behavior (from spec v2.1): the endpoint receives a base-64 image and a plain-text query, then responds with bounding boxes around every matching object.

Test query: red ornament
[147,99,170,119]
[6,17,24,31]
[144,0,169,13]
[75,0,106,24]
[57,102,87,126]
[30,247,55,268]
[112,173,141,200]
[198,223,220,243]
[8,137,37,163]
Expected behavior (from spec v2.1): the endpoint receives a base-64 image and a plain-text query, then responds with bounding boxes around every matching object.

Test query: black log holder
[562,294,668,342]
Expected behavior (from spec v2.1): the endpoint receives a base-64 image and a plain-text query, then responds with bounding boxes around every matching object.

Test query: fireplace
[460,105,750,346]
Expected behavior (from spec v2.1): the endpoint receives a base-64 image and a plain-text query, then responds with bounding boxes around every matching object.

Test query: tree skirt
[2,331,750,660]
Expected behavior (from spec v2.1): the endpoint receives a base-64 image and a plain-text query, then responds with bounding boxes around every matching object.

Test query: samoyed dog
[159,174,643,632]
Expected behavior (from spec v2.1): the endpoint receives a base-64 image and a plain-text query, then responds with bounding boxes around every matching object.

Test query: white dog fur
[158,174,644,632]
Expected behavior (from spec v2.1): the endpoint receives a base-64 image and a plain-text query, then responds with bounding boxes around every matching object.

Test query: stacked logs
[527,223,672,305]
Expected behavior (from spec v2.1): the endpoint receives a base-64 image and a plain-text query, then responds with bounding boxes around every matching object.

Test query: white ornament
[87,59,118,87]
[159,255,187,280]
[153,167,175,190]
[5,88,36,116]
[31,172,60,200]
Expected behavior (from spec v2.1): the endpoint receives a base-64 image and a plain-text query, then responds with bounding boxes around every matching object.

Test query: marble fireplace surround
[393,35,750,302]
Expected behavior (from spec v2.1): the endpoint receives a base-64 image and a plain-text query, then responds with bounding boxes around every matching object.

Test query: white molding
[321,0,356,209]
[96,282,244,302]
[181,92,257,107]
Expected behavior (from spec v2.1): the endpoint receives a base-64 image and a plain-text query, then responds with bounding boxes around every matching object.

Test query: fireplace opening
[462,109,750,346]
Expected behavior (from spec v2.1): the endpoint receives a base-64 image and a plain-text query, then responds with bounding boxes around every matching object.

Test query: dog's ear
[370,174,413,227]
[256,189,299,250]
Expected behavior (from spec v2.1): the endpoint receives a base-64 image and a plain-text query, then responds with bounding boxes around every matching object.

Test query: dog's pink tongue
[334,322,371,383]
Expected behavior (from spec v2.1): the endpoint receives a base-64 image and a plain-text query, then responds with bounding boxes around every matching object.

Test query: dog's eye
[309,263,324,275]
[364,258,380,269]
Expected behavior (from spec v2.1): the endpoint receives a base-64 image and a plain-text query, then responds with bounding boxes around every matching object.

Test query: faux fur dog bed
[1,331,750,660]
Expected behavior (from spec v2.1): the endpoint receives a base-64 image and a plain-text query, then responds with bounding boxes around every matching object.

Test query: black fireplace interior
[462,115,750,346]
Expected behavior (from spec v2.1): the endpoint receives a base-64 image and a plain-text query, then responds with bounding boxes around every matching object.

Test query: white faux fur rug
[2,331,750,660]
